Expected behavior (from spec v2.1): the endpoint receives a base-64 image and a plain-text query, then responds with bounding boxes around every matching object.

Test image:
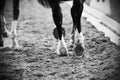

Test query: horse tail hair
[38,0,51,8]
[38,0,73,8]
[38,0,85,8]
[82,0,86,3]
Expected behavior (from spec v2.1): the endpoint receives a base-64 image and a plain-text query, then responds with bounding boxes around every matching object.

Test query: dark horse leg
[10,0,20,48]
[0,3,8,38]
[70,0,85,56]
[0,0,6,47]
[51,2,68,56]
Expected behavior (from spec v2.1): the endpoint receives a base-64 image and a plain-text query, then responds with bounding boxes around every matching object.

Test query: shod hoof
[74,43,84,56]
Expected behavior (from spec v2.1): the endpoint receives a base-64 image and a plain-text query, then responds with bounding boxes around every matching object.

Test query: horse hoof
[10,45,23,51]
[74,43,84,56]
[57,47,68,56]
[11,47,23,51]
[0,40,4,47]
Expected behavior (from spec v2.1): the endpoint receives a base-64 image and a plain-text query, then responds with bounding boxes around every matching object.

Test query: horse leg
[0,13,3,47]
[0,0,6,47]
[71,0,85,56]
[69,16,76,48]
[51,3,68,56]
[1,11,8,37]
[10,0,20,48]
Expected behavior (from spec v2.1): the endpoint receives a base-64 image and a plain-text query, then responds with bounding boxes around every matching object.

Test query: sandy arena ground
[0,0,120,80]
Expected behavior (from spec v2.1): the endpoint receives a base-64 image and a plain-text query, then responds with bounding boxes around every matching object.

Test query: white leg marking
[57,40,61,55]
[73,32,85,56]
[69,33,75,46]
[10,20,20,48]
[11,21,17,36]
[61,36,68,52]
[69,29,78,46]
[57,36,68,55]
[79,32,85,48]
[3,16,6,24]
[3,16,7,32]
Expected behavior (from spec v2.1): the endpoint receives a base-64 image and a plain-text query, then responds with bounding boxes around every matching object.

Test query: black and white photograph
[0,0,120,80]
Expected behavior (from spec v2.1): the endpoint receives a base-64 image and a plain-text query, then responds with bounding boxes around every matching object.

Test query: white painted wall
[90,0,111,16]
